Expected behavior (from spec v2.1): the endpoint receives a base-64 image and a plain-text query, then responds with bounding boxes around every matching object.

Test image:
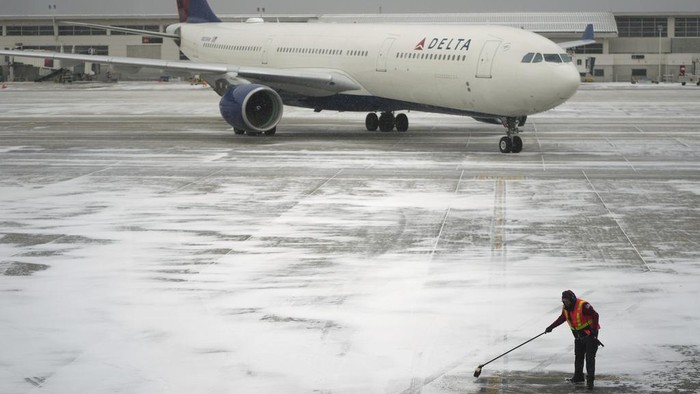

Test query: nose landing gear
[499,116,526,153]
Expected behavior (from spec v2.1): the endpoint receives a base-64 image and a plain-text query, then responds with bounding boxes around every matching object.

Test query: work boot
[568,372,585,383]
[587,377,594,390]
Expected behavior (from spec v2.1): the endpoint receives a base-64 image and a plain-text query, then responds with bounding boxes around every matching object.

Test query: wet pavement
[1,82,699,393]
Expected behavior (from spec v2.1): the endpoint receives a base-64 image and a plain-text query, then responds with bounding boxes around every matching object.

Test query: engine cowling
[219,84,284,133]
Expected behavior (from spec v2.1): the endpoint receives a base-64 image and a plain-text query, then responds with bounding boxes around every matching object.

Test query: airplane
[0,0,595,153]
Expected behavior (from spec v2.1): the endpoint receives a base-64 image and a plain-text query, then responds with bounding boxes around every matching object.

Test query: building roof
[0,12,619,37]
[314,12,618,36]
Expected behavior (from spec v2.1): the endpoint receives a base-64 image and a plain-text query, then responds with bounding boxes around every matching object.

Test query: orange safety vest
[563,298,599,333]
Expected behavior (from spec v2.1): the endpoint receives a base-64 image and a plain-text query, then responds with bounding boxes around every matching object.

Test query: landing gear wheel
[264,127,276,136]
[499,116,526,154]
[499,137,512,153]
[379,112,395,132]
[234,128,246,135]
[365,113,379,131]
[395,113,409,132]
[511,136,523,153]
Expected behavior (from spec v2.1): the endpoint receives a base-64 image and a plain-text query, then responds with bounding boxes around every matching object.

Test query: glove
[590,329,598,338]
[545,325,553,334]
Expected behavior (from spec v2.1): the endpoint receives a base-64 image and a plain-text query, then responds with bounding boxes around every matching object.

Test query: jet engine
[219,84,284,133]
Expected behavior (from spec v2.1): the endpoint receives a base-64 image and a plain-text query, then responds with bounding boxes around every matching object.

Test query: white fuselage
[176,22,580,117]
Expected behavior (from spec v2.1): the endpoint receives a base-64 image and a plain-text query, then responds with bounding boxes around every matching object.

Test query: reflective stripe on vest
[564,298,593,331]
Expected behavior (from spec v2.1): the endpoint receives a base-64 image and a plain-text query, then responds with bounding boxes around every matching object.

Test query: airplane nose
[556,65,581,100]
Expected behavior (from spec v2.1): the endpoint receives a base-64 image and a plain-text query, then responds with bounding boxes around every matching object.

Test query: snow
[1,81,699,393]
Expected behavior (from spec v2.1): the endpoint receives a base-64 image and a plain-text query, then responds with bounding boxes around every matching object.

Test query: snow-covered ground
[1,82,699,393]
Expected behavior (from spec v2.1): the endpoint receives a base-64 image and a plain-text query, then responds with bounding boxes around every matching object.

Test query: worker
[545,290,600,390]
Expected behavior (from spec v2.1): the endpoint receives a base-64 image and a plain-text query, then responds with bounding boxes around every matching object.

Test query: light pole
[658,24,663,83]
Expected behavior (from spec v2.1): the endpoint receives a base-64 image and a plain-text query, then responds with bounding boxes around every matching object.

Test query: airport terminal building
[1,11,700,83]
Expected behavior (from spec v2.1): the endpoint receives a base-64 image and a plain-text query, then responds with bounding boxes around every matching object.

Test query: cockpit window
[544,54,562,63]
[524,53,572,64]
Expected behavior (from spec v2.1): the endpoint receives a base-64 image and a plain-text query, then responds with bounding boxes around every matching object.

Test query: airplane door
[476,40,501,78]
[262,38,273,65]
[376,37,395,72]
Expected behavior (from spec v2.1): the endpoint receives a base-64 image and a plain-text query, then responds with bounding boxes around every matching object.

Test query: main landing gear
[365,112,409,132]
[499,116,526,154]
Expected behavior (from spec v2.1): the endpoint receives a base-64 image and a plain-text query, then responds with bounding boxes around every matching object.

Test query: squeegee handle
[480,331,547,368]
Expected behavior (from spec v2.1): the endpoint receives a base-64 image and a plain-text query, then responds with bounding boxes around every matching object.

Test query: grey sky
[2,0,700,16]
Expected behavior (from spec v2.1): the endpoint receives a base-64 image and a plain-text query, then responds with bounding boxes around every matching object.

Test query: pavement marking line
[492,177,507,255]
[402,169,467,391]
[531,121,546,171]
[605,137,617,149]
[674,137,691,148]
[55,165,119,183]
[541,154,546,172]
[634,126,646,133]
[455,169,465,193]
[197,170,344,272]
[307,168,344,196]
[428,170,464,257]
[623,155,638,173]
[4,233,72,262]
[173,167,225,191]
[582,170,652,272]
[605,137,638,173]
[431,208,451,258]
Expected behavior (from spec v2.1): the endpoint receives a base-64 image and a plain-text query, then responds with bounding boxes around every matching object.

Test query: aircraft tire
[499,137,512,153]
[379,112,395,132]
[264,127,277,136]
[365,113,379,131]
[512,136,523,153]
[396,113,409,132]
[234,128,246,135]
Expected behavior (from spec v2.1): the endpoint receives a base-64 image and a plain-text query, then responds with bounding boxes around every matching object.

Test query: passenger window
[532,53,543,63]
[521,52,535,63]
[544,54,562,63]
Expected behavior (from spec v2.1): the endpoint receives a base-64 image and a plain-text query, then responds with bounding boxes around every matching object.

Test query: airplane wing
[0,49,362,95]
[558,24,595,49]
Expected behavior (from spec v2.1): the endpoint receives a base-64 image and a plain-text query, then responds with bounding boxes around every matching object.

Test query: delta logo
[414,38,426,50]
[414,37,472,51]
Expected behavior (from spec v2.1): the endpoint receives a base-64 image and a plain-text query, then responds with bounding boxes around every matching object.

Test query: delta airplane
[0,0,595,153]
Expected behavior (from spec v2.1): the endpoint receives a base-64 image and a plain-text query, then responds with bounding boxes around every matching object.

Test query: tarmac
[1,82,699,393]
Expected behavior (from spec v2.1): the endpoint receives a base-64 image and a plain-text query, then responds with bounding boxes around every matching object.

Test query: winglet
[582,24,595,41]
[177,0,221,24]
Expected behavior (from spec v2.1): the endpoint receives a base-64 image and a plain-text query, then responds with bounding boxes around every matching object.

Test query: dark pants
[573,335,599,382]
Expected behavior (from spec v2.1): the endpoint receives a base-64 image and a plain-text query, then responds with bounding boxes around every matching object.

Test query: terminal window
[616,16,668,37]
[111,25,161,36]
[6,25,54,36]
[58,26,107,36]
[675,17,700,37]
[571,43,603,55]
